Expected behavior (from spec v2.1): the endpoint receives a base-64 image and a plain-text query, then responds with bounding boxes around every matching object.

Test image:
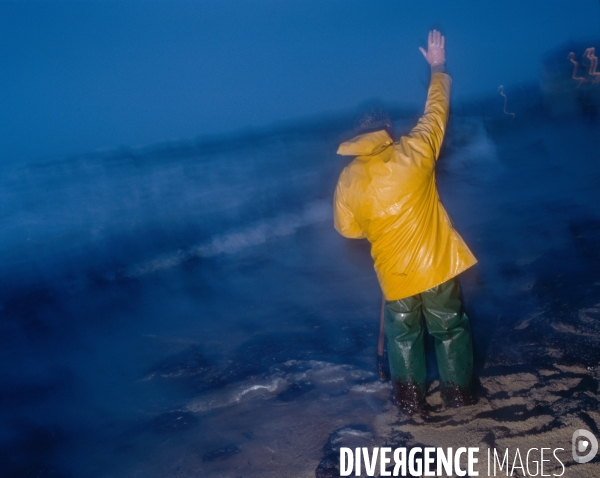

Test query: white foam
[184,360,378,413]
[349,381,390,393]
[186,378,286,413]
[123,200,331,278]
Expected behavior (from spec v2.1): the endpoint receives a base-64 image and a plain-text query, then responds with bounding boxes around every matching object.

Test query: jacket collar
[337,130,392,157]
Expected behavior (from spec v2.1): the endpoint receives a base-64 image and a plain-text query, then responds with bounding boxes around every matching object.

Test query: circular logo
[572,429,598,464]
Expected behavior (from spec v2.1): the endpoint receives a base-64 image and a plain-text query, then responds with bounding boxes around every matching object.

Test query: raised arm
[409,30,451,161]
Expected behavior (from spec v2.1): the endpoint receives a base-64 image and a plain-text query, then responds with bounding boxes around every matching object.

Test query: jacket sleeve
[407,72,451,162]
[333,181,366,239]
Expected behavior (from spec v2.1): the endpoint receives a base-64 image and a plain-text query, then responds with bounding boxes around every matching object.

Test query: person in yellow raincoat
[333,30,477,414]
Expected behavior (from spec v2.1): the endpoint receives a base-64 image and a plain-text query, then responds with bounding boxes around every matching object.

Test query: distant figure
[333,30,477,414]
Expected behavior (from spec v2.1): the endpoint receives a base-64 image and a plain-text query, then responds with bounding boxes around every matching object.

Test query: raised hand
[419,30,446,67]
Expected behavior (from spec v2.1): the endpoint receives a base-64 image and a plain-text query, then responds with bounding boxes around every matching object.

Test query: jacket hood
[337,130,393,157]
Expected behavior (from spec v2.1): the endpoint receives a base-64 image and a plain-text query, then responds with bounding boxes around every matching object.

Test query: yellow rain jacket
[334,72,477,301]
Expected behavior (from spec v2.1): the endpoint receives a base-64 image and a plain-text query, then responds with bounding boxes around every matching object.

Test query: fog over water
[1,1,599,164]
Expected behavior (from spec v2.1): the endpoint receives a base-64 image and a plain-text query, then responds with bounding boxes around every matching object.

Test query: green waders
[384,277,473,400]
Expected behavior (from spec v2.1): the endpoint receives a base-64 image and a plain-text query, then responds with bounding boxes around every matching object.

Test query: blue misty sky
[0,0,599,163]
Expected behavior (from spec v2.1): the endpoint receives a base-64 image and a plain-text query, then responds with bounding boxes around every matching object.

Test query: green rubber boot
[421,278,473,406]
[384,294,426,412]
